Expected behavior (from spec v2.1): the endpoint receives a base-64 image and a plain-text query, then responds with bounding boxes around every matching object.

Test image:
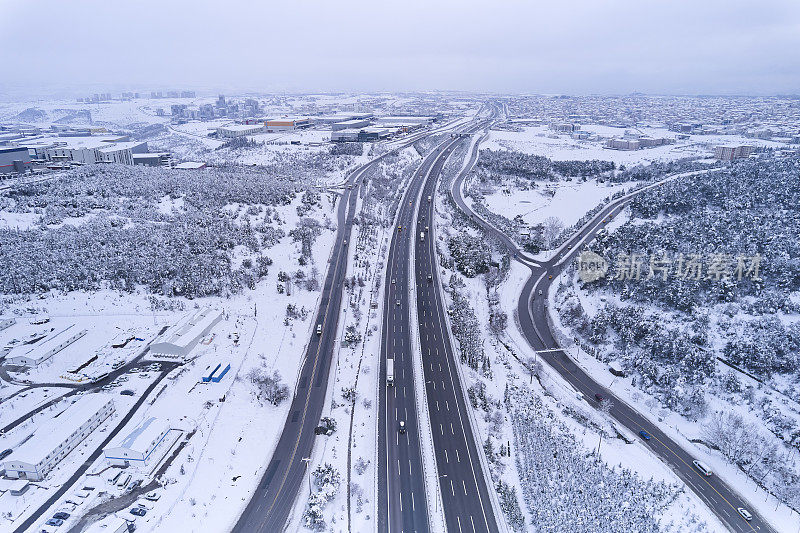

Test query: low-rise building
[149,307,222,358]
[98,141,148,165]
[330,129,361,142]
[265,118,312,132]
[104,417,171,469]
[331,119,370,131]
[3,396,115,481]
[216,124,264,138]
[715,145,754,161]
[5,325,87,367]
[0,147,32,174]
[132,152,172,167]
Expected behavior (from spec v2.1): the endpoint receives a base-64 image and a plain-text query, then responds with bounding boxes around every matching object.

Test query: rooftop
[106,417,169,454]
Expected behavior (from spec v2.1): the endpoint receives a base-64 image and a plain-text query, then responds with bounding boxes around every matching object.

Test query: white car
[692,460,713,476]
[737,508,752,521]
[145,491,160,501]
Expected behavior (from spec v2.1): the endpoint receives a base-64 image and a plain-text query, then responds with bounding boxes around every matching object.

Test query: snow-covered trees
[508,384,679,532]
[446,276,490,374]
[247,369,290,406]
[448,233,491,277]
[302,463,342,531]
[475,149,614,182]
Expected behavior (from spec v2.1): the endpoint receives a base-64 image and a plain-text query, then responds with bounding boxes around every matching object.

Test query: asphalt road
[234,129,456,533]
[378,117,500,533]
[450,113,776,533]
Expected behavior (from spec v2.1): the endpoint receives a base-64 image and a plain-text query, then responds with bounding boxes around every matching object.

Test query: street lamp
[302,457,312,496]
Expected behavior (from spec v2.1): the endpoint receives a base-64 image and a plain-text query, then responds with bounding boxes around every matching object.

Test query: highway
[449,110,776,533]
[234,124,465,533]
[378,116,500,533]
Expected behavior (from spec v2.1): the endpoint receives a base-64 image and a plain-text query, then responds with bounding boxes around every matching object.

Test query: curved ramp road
[450,118,777,533]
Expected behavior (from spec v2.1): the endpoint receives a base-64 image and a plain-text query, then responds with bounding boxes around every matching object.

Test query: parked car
[0,449,12,460]
[737,508,752,521]
[145,491,161,501]
[130,507,147,517]
[52,512,70,520]
[120,390,135,396]
[638,430,651,441]
[45,518,63,527]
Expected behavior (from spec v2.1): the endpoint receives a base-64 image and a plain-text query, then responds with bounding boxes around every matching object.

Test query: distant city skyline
[1,0,799,98]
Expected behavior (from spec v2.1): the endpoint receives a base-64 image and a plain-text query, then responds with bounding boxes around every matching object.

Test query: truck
[387,358,394,386]
[420,231,425,242]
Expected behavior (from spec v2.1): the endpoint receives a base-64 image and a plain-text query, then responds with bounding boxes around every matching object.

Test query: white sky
[1,0,799,96]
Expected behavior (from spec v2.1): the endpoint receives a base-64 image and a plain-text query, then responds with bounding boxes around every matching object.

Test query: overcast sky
[1,0,799,97]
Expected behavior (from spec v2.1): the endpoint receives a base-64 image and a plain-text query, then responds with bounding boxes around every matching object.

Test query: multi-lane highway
[235,122,473,532]
[450,111,776,533]
[378,116,500,533]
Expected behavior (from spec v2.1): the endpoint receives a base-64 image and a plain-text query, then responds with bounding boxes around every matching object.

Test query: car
[398,421,406,434]
[538,289,542,295]
[126,479,142,493]
[427,275,433,282]
[397,226,402,232]
[46,518,64,527]
[0,449,12,460]
[120,389,135,396]
[316,324,322,335]
[52,512,70,520]
[638,430,651,441]
[396,300,401,306]
[737,508,752,521]
[548,275,553,280]
[391,279,396,284]
[145,491,161,501]
[130,507,147,517]
[594,393,606,402]
[692,460,713,476]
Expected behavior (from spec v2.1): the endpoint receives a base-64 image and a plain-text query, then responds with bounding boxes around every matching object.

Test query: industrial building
[0,147,32,174]
[132,152,172,167]
[104,417,171,469]
[331,119,370,131]
[216,124,264,138]
[330,129,361,142]
[5,325,87,367]
[265,118,312,132]
[173,161,206,169]
[2,396,115,481]
[715,145,755,161]
[551,123,581,133]
[375,116,433,128]
[98,141,148,165]
[149,307,222,358]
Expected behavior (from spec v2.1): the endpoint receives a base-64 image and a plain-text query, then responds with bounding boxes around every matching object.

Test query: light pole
[302,457,312,496]
[436,473,448,514]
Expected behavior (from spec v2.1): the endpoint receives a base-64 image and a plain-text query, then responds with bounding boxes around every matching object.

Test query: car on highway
[45,518,64,527]
[538,289,542,295]
[692,460,713,476]
[594,393,606,403]
[391,279,395,284]
[316,324,322,335]
[397,225,402,232]
[427,274,433,282]
[396,300,401,306]
[638,430,651,441]
[52,512,70,520]
[548,275,553,280]
[130,507,147,517]
[737,508,752,521]
[398,421,406,434]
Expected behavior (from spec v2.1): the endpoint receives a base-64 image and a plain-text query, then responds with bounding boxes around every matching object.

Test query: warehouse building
[3,396,115,481]
[0,147,32,174]
[216,124,263,138]
[357,126,391,141]
[265,118,312,132]
[149,307,222,358]
[330,129,361,142]
[331,119,370,131]
[5,325,87,367]
[99,141,148,165]
[132,152,172,167]
[104,417,171,469]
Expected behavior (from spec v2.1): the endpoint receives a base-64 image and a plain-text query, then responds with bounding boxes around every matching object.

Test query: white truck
[387,358,394,386]
[420,231,425,242]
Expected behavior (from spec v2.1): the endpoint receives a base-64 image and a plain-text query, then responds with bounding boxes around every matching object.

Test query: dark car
[0,449,12,460]
[639,430,651,441]
[594,393,606,402]
[53,512,70,520]
[120,389,135,396]
[130,507,147,516]
[46,518,64,526]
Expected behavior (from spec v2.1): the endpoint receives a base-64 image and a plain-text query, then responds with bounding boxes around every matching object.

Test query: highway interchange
[238,106,774,533]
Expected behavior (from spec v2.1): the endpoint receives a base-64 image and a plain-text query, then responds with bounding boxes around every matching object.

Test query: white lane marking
[445,449,449,463]
[456,448,461,462]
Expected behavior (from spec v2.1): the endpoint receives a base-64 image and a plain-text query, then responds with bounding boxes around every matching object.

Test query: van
[692,460,712,476]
